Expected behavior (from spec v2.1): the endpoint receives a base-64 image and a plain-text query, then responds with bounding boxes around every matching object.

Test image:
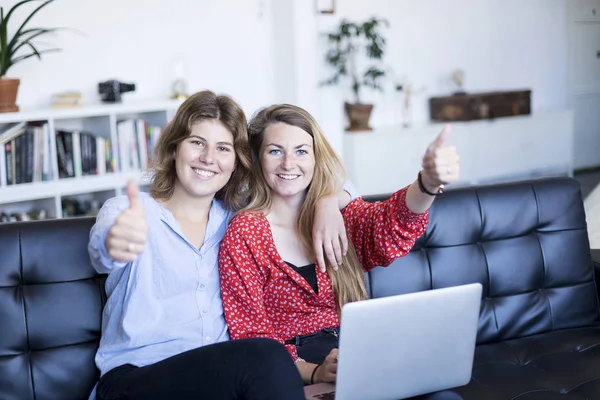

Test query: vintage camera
[98,80,136,103]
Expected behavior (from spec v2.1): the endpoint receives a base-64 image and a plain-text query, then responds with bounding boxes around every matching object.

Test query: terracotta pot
[344,102,373,132]
[0,78,20,113]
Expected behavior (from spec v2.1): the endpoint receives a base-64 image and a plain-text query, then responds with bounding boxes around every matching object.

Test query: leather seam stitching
[19,229,37,400]
[563,376,600,395]
[479,242,498,333]
[531,184,554,330]
[405,226,585,249]
[511,389,557,400]
[0,275,101,289]
[0,338,101,357]
[474,190,497,335]
[531,182,540,232]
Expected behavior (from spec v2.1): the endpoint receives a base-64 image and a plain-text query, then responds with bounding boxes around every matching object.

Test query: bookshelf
[0,99,183,223]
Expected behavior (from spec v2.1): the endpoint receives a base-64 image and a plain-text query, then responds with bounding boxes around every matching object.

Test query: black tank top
[285,261,318,294]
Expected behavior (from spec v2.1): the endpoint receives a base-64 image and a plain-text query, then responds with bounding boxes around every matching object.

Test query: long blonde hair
[245,104,367,310]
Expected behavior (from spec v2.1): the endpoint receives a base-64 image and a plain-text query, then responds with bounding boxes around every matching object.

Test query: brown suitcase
[429,90,531,122]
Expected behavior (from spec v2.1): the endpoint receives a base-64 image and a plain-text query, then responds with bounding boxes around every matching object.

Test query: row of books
[116,119,162,172]
[0,120,162,186]
[0,122,53,186]
[56,129,114,179]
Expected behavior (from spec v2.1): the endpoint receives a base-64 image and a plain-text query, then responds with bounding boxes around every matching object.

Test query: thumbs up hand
[105,180,148,262]
[421,125,461,190]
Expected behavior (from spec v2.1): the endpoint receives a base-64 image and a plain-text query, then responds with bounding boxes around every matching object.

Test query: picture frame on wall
[316,0,335,14]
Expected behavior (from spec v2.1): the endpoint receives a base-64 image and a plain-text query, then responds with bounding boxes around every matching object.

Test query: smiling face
[173,119,237,201]
[259,122,315,201]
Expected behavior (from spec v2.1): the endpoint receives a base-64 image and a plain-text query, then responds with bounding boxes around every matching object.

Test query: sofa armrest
[593,249,600,293]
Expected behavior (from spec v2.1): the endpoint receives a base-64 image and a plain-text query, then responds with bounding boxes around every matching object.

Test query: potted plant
[322,17,389,131]
[1,0,63,113]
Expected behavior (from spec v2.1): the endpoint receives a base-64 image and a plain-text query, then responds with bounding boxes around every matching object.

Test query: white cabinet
[0,100,182,223]
[343,111,574,196]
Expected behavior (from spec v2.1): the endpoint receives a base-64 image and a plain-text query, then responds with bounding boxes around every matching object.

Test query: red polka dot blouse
[218,185,429,361]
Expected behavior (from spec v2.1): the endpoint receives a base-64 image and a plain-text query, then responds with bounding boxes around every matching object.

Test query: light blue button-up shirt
[87,192,232,377]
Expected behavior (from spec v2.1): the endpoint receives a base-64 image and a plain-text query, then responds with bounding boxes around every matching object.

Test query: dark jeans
[96,338,304,400]
[288,327,340,365]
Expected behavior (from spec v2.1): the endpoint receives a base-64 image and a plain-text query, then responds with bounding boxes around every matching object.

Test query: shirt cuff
[394,186,429,224]
[342,179,360,201]
[97,228,128,271]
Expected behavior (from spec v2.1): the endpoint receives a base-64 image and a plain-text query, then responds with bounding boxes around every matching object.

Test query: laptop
[304,283,482,400]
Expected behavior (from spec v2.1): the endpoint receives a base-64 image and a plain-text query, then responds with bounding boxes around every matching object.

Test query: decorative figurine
[451,69,467,96]
[171,57,189,100]
[396,76,425,128]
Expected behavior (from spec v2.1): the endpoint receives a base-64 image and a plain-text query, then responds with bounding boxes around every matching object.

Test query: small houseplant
[322,17,388,131]
[0,0,63,113]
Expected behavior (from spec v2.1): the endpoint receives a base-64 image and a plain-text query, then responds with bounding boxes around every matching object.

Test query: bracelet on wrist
[311,363,321,385]
[418,170,444,196]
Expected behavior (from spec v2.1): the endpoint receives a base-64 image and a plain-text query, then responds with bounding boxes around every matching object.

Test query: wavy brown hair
[245,104,367,311]
[149,90,252,210]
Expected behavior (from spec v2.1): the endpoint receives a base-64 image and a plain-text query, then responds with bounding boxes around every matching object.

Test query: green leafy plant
[323,17,389,104]
[0,0,63,78]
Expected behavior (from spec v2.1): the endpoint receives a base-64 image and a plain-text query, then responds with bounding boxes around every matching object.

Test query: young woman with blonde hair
[87,92,352,400]
[218,104,460,385]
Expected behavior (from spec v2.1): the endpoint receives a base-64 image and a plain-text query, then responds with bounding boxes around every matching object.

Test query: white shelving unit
[0,99,183,222]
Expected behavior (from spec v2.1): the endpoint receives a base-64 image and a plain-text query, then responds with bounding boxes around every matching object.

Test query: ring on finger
[127,242,134,253]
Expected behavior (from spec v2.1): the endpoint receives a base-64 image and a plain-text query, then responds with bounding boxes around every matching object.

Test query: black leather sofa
[1,177,600,400]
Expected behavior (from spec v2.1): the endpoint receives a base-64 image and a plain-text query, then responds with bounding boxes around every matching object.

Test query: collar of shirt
[154,195,230,254]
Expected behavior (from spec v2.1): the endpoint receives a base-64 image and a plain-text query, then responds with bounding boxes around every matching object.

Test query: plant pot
[0,78,20,113]
[344,102,373,132]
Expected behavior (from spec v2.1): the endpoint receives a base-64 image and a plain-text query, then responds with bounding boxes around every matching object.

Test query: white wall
[4,0,274,117]
[4,0,569,158]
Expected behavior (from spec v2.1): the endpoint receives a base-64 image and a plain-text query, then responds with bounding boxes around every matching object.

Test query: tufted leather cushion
[365,177,600,399]
[0,217,103,400]
[448,327,600,399]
